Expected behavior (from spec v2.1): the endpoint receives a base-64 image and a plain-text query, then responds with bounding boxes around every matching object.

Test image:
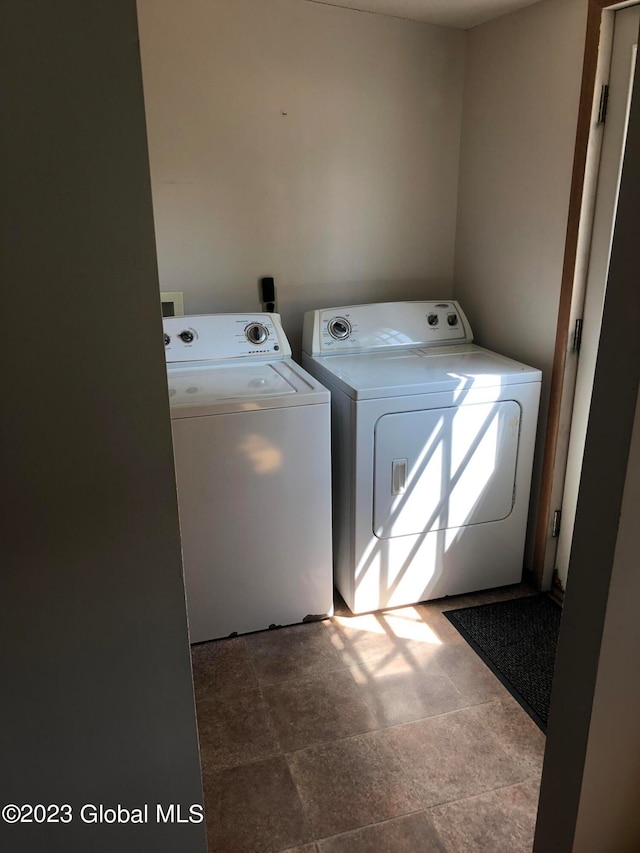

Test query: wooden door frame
[533,0,629,587]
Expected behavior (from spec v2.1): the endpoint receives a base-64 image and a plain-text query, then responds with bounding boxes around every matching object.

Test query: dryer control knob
[447,314,459,327]
[163,333,171,346]
[427,314,438,326]
[328,316,351,340]
[245,323,269,345]
[179,330,195,343]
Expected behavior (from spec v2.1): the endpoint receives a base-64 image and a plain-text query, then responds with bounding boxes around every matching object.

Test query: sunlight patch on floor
[332,607,443,645]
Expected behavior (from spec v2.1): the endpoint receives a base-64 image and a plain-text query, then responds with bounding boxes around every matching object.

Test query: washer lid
[167,359,329,418]
[307,345,541,401]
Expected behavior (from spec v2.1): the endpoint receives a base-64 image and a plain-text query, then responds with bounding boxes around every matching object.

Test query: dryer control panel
[163,313,291,362]
[302,301,473,355]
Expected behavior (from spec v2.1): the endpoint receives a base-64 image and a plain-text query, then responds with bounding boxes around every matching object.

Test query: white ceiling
[305,0,544,29]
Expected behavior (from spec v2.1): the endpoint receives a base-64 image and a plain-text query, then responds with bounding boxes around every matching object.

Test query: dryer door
[373,401,521,539]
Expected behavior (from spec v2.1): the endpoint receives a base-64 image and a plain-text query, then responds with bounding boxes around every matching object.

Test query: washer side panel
[172,404,333,641]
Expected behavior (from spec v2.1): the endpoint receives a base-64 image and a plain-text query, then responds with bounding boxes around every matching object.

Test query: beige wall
[534,51,640,846]
[137,0,465,354]
[572,392,640,851]
[1,2,206,849]
[454,0,588,567]
[138,0,590,569]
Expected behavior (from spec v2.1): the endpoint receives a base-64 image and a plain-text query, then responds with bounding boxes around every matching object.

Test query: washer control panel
[163,313,291,362]
[302,301,473,355]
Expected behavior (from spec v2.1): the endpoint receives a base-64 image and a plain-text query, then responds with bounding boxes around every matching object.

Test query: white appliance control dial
[164,333,170,346]
[245,322,269,345]
[179,330,195,343]
[427,313,438,326]
[328,316,352,340]
[447,314,458,326]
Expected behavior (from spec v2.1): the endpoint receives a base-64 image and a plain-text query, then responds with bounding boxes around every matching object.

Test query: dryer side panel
[373,401,521,539]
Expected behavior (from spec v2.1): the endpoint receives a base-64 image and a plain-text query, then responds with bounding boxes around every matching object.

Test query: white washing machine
[164,313,333,643]
[302,301,541,614]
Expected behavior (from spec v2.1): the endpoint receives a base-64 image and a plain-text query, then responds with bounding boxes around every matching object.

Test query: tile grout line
[423,773,543,813]
[281,751,321,850]
[197,671,530,768]
[264,696,511,762]
[282,741,430,852]
[301,806,439,848]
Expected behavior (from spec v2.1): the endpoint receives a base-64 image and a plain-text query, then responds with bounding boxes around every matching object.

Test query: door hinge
[572,318,583,353]
[598,84,609,124]
[552,509,562,538]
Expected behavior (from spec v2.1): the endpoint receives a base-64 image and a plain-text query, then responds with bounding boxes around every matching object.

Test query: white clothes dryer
[302,301,541,614]
[164,313,333,643]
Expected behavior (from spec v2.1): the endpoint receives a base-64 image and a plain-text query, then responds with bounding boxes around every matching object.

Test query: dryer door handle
[391,459,408,495]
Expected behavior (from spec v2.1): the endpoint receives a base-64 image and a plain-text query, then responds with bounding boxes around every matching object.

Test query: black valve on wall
[260,276,276,313]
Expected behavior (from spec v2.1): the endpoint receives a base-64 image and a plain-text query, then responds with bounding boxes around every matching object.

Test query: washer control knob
[245,322,269,345]
[179,330,195,343]
[447,314,459,327]
[163,333,170,346]
[328,316,351,340]
[427,314,438,326]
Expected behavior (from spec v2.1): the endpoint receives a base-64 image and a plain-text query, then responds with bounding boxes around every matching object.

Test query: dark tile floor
[192,584,545,853]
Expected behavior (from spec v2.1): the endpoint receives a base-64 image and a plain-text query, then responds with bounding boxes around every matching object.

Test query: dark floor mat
[443,594,562,731]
